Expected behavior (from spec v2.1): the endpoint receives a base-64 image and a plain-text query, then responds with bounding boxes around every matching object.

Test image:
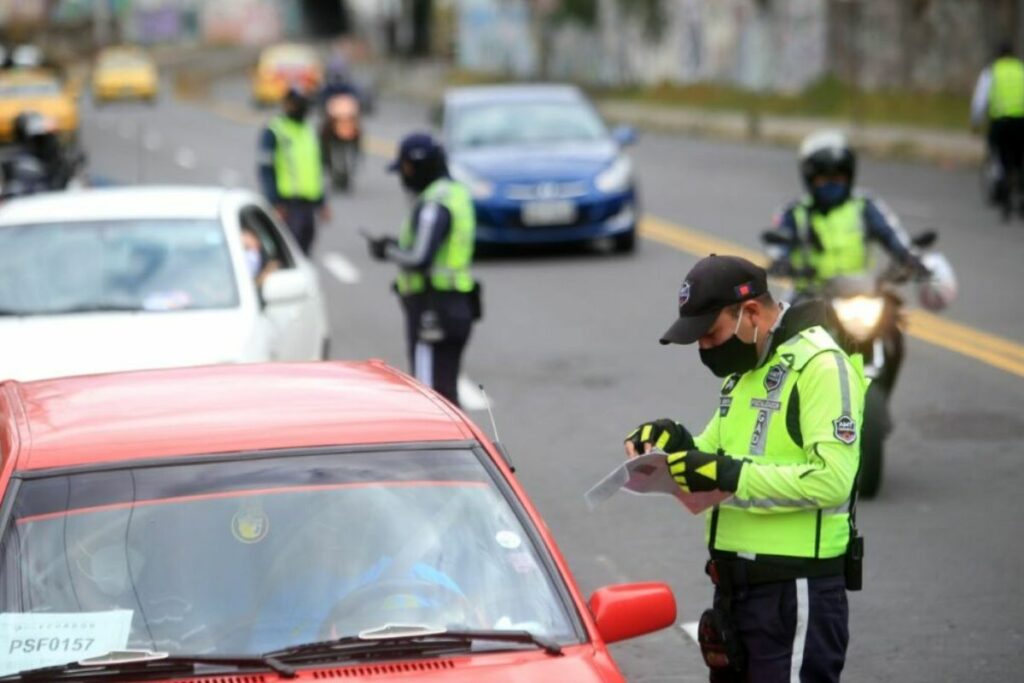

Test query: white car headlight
[448,162,494,199]
[595,156,633,194]
[832,296,884,342]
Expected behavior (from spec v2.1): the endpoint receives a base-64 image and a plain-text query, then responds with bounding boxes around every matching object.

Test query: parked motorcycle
[761,229,953,498]
[320,92,361,191]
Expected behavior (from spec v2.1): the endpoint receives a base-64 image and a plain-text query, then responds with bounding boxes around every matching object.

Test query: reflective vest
[990,57,1024,119]
[699,327,864,559]
[269,115,323,201]
[396,178,476,295]
[791,198,869,286]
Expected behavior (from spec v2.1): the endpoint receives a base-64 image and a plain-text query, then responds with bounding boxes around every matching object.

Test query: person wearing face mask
[240,226,280,286]
[770,130,926,298]
[624,254,865,683]
[257,86,329,255]
[364,132,480,407]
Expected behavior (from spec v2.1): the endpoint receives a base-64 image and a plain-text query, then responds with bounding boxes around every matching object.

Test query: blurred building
[453,0,1024,94]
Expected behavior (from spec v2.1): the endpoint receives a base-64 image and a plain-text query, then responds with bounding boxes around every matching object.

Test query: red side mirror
[588,582,677,645]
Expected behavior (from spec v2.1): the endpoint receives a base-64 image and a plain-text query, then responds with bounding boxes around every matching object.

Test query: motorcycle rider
[770,130,928,297]
[1,111,77,195]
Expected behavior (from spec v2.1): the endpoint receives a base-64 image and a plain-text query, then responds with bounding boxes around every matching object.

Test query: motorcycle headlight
[595,156,633,194]
[832,296,884,342]
[448,162,494,200]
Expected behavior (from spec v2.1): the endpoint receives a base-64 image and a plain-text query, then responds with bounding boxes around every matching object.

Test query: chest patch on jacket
[764,364,787,393]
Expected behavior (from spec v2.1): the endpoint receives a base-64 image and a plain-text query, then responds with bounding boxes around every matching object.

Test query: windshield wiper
[0,649,297,681]
[265,625,562,664]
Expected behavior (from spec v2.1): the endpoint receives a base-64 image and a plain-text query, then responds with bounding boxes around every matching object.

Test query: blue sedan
[441,85,638,252]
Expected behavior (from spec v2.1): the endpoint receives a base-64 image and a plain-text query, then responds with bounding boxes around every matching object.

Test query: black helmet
[798,130,856,194]
[13,111,52,145]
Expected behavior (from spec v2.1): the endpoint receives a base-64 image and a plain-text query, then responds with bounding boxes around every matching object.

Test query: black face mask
[286,104,308,122]
[698,310,760,378]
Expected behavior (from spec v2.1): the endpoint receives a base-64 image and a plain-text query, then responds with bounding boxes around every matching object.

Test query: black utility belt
[707,552,845,588]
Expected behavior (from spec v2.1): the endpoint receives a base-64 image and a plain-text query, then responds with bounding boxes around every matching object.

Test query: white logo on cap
[679,281,691,308]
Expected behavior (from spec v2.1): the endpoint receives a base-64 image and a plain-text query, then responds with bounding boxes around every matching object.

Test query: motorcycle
[320,92,361,191]
[761,229,942,499]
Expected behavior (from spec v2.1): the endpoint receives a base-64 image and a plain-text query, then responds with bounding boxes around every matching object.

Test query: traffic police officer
[366,133,480,406]
[772,130,925,297]
[971,42,1024,219]
[625,255,864,682]
[258,86,328,254]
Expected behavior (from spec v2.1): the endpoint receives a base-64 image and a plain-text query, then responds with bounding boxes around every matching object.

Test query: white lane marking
[219,168,242,187]
[680,621,700,645]
[143,131,162,151]
[174,147,197,169]
[321,251,361,284]
[457,376,490,411]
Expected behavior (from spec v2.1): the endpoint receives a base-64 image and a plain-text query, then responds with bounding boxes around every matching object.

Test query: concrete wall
[452,0,1018,95]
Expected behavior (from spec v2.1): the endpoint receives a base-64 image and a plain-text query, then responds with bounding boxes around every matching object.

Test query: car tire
[613,229,636,254]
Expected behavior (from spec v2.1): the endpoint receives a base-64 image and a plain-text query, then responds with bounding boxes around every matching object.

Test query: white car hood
[0,308,264,382]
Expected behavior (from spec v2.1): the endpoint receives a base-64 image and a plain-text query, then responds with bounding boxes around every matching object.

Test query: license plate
[521,200,577,226]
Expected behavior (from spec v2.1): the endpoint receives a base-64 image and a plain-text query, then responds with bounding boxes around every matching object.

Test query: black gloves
[907,254,932,280]
[368,236,396,261]
[625,419,695,454]
[666,450,743,493]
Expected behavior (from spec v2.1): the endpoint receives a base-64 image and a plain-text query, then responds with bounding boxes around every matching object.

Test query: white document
[0,610,133,676]
[585,451,732,514]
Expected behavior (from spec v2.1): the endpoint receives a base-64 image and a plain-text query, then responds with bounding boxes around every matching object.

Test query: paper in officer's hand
[584,451,731,514]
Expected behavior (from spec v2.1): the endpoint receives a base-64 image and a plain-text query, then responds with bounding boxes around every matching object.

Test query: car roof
[446,84,586,107]
[3,361,475,472]
[0,186,255,224]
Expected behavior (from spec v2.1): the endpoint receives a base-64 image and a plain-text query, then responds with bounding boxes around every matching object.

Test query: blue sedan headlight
[448,162,495,200]
[595,156,633,194]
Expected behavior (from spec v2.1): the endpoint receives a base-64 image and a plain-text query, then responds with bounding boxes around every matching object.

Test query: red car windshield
[0,448,579,673]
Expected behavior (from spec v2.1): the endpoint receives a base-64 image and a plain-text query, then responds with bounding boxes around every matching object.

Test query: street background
[6,0,1024,680]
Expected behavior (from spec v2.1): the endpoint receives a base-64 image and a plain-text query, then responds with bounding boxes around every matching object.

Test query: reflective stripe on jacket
[396,178,476,295]
[269,115,323,201]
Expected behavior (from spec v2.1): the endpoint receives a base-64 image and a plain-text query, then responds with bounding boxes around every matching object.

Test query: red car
[0,361,676,681]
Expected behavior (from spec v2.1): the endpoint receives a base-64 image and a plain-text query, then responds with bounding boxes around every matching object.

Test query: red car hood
[152,645,623,682]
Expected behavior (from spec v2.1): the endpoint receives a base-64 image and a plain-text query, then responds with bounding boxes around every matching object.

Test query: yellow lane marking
[197,100,1024,379]
[640,216,1024,380]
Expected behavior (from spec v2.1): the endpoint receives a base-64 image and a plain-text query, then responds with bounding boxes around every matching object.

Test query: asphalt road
[80,77,1024,681]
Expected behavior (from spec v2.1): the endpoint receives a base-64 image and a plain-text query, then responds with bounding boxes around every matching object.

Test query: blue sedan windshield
[450,100,607,149]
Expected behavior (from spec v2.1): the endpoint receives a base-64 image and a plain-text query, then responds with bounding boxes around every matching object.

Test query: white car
[0,186,330,381]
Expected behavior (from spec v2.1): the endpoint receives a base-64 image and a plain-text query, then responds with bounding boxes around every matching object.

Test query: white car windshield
[0,448,579,668]
[450,100,607,149]
[0,219,238,315]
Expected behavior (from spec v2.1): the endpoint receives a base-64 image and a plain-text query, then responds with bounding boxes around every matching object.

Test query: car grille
[504,181,588,200]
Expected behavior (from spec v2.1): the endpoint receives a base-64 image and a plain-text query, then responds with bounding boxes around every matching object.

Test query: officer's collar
[758,299,831,366]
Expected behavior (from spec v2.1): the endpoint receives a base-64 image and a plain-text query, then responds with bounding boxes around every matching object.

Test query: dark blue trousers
[281,200,318,255]
[710,575,848,683]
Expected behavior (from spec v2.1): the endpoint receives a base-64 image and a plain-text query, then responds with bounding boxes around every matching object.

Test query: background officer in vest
[771,130,926,298]
[624,255,864,682]
[258,86,329,255]
[365,133,479,407]
[971,41,1024,220]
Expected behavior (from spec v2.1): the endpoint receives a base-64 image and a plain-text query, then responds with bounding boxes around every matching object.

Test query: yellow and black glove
[666,450,743,493]
[625,419,694,454]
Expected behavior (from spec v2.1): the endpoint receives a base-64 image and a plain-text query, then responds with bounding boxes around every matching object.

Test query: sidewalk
[380,60,982,168]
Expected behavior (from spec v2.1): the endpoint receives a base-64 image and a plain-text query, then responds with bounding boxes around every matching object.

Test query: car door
[240,204,327,360]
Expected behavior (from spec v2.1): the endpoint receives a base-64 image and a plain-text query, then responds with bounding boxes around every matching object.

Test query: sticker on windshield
[507,551,539,574]
[495,530,522,550]
[142,290,192,311]
[0,610,133,677]
[231,502,270,544]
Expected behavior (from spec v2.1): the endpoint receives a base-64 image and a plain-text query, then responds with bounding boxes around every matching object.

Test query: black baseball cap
[387,132,443,172]
[659,254,768,345]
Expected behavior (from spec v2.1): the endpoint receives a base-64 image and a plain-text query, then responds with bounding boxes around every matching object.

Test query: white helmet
[917,252,957,311]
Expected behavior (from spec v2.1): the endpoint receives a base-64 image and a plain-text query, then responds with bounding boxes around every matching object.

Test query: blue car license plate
[521,200,577,226]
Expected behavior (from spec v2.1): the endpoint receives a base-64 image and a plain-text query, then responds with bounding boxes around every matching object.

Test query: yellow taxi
[251,43,322,106]
[0,68,78,143]
[91,45,159,103]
